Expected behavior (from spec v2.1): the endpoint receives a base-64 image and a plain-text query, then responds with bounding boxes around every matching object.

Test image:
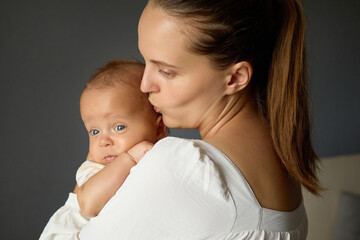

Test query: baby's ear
[155,115,168,140]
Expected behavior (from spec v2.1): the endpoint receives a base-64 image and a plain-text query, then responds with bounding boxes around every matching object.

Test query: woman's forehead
[139,5,184,45]
[138,5,205,69]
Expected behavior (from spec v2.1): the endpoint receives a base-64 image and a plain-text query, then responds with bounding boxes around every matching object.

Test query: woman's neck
[199,89,260,141]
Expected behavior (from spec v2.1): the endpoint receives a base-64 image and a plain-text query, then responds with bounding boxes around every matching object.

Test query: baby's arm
[77,152,136,218]
[73,184,80,194]
[77,141,154,218]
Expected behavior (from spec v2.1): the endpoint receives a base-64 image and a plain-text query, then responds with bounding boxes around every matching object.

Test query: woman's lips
[153,105,160,113]
[149,99,160,113]
[104,155,117,162]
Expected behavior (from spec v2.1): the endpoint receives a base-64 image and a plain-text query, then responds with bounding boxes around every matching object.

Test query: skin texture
[138,10,228,132]
[77,85,166,217]
[80,86,161,165]
[137,4,302,211]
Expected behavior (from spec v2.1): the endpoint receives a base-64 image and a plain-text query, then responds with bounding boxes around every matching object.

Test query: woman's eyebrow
[150,59,180,69]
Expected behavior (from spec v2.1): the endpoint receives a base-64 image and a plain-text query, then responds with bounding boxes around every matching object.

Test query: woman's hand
[127,141,154,163]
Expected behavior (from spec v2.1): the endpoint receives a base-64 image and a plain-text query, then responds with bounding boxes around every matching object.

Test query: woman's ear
[225,61,253,95]
[155,115,168,140]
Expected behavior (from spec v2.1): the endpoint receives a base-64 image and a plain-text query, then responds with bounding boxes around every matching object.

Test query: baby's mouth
[104,155,117,163]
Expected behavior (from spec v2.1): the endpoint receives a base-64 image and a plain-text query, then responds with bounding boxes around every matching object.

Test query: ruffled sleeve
[75,160,104,187]
[79,137,236,240]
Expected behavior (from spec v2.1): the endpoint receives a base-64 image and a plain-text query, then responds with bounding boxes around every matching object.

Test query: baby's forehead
[82,82,143,100]
[82,83,153,112]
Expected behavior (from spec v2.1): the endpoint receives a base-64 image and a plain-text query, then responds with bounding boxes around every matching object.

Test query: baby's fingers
[127,141,154,163]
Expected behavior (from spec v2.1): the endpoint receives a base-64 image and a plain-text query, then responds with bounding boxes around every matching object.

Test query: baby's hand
[127,141,154,163]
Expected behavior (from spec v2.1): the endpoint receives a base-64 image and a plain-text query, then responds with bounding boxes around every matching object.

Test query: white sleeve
[79,137,236,240]
[39,193,89,240]
[76,160,104,187]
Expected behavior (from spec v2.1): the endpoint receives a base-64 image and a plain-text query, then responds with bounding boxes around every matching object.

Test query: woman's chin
[162,115,182,129]
[163,116,196,130]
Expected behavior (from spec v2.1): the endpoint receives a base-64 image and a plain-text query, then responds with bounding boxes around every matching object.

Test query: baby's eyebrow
[81,112,131,127]
[104,112,129,120]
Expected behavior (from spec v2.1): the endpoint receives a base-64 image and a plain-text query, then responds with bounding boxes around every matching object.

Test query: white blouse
[79,137,307,240]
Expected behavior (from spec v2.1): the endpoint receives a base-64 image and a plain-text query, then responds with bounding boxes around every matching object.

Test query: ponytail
[150,0,321,195]
[267,0,321,195]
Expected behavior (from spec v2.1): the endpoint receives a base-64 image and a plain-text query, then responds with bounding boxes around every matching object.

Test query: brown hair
[84,60,154,112]
[86,60,145,91]
[149,0,321,195]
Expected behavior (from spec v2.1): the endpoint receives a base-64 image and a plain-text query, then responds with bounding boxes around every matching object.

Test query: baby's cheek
[89,143,100,161]
[122,136,145,152]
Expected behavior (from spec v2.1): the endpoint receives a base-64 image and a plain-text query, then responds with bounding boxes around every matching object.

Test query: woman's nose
[140,67,160,93]
[99,134,114,147]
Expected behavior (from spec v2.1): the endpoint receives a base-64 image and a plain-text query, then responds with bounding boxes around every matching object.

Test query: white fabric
[76,160,104,187]
[39,160,103,240]
[78,137,307,240]
[39,193,89,240]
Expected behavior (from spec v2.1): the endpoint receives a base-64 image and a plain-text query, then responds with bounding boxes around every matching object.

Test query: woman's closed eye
[159,68,175,79]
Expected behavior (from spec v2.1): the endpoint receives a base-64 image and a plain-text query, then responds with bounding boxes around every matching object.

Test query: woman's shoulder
[84,137,237,238]
[147,137,218,165]
[152,136,222,161]
[150,136,213,166]
[153,136,198,149]
[151,137,226,174]
[148,137,230,199]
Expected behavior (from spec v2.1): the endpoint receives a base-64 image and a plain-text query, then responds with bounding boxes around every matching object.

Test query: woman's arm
[76,152,136,218]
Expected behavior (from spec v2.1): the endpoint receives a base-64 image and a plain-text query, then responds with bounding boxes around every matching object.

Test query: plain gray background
[0,0,359,239]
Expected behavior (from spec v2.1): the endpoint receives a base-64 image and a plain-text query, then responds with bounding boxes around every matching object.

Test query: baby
[39,60,167,239]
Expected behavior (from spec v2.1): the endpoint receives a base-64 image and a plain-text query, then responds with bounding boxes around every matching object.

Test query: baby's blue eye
[115,125,126,131]
[90,129,99,136]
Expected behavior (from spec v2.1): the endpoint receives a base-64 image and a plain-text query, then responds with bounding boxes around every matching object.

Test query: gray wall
[303,0,360,157]
[0,0,359,239]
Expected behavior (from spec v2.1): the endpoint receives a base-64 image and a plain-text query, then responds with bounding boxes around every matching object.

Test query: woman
[79,0,320,239]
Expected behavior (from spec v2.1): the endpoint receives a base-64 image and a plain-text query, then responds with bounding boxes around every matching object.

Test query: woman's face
[138,4,230,130]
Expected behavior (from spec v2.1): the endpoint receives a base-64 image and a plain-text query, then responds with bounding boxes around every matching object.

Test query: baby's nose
[99,134,114,147]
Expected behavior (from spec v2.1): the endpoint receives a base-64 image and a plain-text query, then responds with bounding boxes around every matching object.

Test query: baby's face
[80,86,160,165]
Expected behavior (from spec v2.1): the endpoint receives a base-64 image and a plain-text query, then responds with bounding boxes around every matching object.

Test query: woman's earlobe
[225,61,252,95]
